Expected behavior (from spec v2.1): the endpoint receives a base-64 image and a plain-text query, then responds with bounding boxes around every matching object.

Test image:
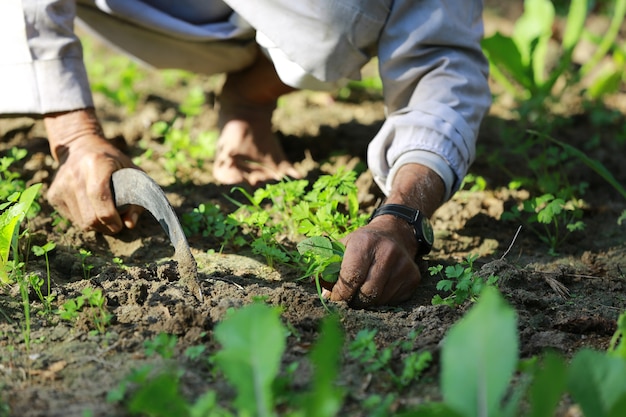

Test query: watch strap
[368,204,434,257]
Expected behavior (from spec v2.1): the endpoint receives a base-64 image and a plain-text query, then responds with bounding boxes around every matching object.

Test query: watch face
[421,216,434,246]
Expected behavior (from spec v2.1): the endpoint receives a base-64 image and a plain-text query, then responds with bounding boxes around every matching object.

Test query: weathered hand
[45,109,142,234]
[324,163,446,307]
[328,214,422,307]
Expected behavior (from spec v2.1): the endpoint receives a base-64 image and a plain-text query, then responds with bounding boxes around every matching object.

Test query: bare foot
[213,53,300,186]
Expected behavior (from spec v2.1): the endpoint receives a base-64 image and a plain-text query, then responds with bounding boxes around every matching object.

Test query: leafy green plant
[503,193,586,255]
[482,0,586,111]
[0,183,41,282]
[212,303,286,417]
[144,333,178,360]
[0,148,28,202]
[296,235,344,309]
[82,36,145,113]
[348,328,432,390]
[182,203,245,252]
[110,302,346,417]
[430,254,499,306]
[31,241,56,313]
[78,249,94,281]
[148,87,217,177]
[0,183,42,350]
[224,169,367,273]
[402,288,626,417]
[59,287,111,334]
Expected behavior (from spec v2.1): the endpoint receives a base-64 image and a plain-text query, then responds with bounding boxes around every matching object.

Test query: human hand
[45,109,142,234]
[323,163,445,307]
[324,214,422,307]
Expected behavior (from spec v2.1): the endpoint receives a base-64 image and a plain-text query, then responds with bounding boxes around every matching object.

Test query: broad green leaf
[441,287,518,417]
[581,0,626,76]
[297,236,333,258]
[513,0,554,86]
[127,371,190,417]
[568,349,626,417]
[299,315,345,417]
[528,353,567,417]
[562,0,588,52]
[482,34,533,90]
[0,183,41,268]
[213,303,286,417]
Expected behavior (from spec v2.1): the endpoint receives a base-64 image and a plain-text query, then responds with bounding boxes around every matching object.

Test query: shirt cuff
[367,102,476,201]
[385,150,455,200]
[0,57,94,114]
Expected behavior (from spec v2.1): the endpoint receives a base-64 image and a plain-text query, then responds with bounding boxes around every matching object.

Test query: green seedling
[0,183,42,283]
[149,87,217,178]
[531,129,626,225]
[459,173,487,193]
[78,249,94,280]
[482,0,585,116]
[82,287,111,334]
[110,303,346,417]
[182,203,245,252]
[0,148,28,202]
[213,303,286,417]
[609,311,626,360]
[409,288,520,417]
[59,287,111,334]
[348,328,432,390]
[183,345,206,361]
[483,0,626,117]
[82,36,145,113]
[31,241,56,313]
[297,235,344,309]
[0,183,42,351]
[222,169,366,274]
[503,193,585,255]
[430,254,499,306]
[144,333,178,360]
[112,257,127,270]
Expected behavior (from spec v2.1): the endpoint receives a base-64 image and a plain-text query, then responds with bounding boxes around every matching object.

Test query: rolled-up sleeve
[0,0,93,115]
[367,0,491,199]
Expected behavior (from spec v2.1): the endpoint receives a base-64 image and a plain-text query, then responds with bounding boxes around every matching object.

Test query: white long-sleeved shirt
[0,0,491,199]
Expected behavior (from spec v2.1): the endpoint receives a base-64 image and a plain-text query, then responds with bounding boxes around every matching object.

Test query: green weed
[296,235,344,309]
[144,333,178,359]
[182,203,245,253]
[401,288,626,417]
[109,302,346,417]
[348,328,432,390]
[0,148,28,201]
[59,287,111,334]
[31,241,56,313]
[0,183,42,350]
[147,87,217,178]
[503,193,586,255]
[78,249,94,281]
[482,0,626,119]
[430,254,499,306]
[82,37,145,113]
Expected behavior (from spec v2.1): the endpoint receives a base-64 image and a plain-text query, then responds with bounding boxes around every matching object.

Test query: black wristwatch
[368,204,434,257]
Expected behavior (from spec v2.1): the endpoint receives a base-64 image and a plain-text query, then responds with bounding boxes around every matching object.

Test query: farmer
[0,0,491,307]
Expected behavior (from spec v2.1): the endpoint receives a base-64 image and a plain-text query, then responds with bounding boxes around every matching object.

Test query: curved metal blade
[111,168,201,300]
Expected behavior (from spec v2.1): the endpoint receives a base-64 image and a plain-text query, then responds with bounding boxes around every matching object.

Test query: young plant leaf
[440,287,518,417]
[528,353,567,417]
[568,348,626,417]
[299,314,345,417]
[213,303,286,417]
